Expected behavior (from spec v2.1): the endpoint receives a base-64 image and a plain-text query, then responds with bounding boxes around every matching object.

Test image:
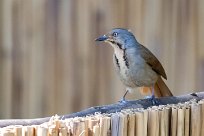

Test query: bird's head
[95,28,138,50]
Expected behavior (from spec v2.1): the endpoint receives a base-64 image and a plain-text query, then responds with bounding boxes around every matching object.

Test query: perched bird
[95,28,173,102]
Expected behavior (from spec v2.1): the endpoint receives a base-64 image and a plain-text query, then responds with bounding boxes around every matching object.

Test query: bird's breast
[113,48,158,88]
[113,49,135,87]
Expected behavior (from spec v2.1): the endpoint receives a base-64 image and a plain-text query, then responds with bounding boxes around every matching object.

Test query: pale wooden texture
[200,101,204,136]
[0,0,204,119]
[1,98,204,136]
[135,111,144,136]
[171,107,177,136]
[190,104,201,136]
[159,107,170,136]
[118,113,128,136]
[147,109,159,136]
[184,107,190,136]
[177,108,185,136]
[127,113,135,136]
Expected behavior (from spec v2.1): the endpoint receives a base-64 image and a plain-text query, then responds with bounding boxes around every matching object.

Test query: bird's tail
[154,76,173,97]
[139,77,173,97]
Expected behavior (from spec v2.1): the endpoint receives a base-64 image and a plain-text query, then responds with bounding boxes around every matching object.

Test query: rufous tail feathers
[140,76,173,97]
[154,76,173,97]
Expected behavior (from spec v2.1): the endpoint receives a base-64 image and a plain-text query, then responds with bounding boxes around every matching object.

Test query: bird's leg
[145,86,160,105]
[122,90,129,100]
[119,89,129,103]
[151,86,155,99]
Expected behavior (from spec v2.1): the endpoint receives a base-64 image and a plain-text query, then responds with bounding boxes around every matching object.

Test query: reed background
[0,0,204,119]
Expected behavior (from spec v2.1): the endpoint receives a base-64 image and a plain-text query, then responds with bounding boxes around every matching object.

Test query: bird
[95,28,173,103]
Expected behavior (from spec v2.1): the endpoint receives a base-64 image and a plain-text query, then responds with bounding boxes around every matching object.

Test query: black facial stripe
[123,49,129,69]
[114,55,120,70]
[110,41,122,49]
[116,43,122,49]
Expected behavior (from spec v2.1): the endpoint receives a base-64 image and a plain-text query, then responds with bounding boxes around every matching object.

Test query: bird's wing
[138,44,167,79]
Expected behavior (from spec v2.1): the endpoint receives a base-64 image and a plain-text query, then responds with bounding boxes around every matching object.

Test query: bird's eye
[112,32,118,37]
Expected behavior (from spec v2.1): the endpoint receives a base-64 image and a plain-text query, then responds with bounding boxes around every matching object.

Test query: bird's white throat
[114,47,129,71]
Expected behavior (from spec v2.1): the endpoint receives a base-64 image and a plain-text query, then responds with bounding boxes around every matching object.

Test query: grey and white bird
[96,28,173,102]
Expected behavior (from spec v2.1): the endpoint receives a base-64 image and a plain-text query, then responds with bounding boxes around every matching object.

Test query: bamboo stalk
[177,107,185,136]
[27,126,35,136]
[93,124,100,136]
[143,110,148,136]
[199,100,204,136]
[2,130,15,136]
[14,126,22,136]
[171,107,178,136]
[147,108,159,136]
[99,116,111,136]
[111,113,120,136]
[135,111,144,136]
[72,120,86,136]
[59,127,68,136]
[118,113,128,136]
[49,125,58,136]
[127,112,135,136]
[106,116,111,136]
[184,106,190,136]
[87,116,100,136]
[64,119,71,136]
[159,107,170,136]
[67,126,71,136]
[190,103,201,136]
[36,126,48,136]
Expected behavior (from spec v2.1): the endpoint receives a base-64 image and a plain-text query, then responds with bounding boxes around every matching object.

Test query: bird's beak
[95,35,108,42]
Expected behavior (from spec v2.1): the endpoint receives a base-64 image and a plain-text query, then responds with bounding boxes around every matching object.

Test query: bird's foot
[118,97,127,103]
[118,90,129,103]
[145,95,160,106]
